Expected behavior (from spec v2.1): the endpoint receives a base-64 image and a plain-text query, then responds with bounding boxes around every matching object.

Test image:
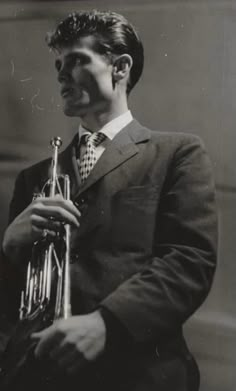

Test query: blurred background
[0,1,235,390]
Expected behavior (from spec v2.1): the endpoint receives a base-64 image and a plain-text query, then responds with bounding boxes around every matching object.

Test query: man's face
[55,36,114,117]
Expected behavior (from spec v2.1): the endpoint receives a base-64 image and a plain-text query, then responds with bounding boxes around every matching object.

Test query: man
[0,10,217,391]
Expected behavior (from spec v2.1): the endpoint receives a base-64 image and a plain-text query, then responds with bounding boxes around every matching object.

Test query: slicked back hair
[46,10,144,94]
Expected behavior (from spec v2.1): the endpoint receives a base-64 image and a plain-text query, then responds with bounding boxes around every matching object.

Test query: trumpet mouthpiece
[51,137,62,149]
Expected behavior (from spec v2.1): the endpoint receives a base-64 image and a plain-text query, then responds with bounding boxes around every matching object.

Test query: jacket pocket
[111,185,160,251]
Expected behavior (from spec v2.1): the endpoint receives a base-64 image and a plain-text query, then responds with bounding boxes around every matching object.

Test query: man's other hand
[31,311,106,375]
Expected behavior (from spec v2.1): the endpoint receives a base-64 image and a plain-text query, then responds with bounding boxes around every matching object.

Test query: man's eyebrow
[59,52,88,62]
[55,51,90,70]
[66,51,89,60]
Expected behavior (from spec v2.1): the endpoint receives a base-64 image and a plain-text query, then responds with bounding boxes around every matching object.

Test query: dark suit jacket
[1,120,218,391]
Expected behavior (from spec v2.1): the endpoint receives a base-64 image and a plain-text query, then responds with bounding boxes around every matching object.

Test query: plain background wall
[0,1,235,390]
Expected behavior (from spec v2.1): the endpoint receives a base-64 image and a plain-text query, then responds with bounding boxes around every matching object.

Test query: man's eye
[75,57,83,66]
[55,60,61,71]
[74,55,89,66]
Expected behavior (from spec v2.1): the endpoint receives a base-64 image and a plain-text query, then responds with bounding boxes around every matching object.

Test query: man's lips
[61,87,74,97]
[61,87,84,99]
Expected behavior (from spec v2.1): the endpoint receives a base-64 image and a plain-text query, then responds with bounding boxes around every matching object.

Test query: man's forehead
[55,35,97,57]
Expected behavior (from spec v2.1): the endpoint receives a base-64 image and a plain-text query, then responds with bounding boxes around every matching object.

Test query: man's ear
[112,54,133,82]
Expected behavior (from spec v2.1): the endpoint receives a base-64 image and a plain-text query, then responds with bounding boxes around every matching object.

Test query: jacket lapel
[75,119,151,197]
[55,120,151,238]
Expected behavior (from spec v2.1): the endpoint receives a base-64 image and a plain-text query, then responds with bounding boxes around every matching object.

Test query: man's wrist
[2,231,29,267]
[2,233,13,260]
[2,232,17,263]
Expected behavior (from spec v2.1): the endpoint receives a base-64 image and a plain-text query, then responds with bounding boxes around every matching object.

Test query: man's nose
[57,65,71,83]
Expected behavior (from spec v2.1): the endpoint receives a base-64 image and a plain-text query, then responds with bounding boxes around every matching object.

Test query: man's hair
[46,10,144,94]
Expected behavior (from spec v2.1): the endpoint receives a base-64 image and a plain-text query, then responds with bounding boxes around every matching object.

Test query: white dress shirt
[77,110,133,162]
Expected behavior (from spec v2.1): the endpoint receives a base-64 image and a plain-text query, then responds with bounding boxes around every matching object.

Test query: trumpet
[19,136,71,322]
[0,137,72,390]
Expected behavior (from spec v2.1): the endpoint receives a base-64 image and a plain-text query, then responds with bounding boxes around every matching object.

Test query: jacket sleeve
[101,135,218,344]
[0,170,30,321]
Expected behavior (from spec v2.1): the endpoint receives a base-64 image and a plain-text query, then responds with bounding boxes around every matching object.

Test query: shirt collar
[78,110,133,142]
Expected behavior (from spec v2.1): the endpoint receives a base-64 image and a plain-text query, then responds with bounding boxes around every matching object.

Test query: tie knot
[88,132,106,147]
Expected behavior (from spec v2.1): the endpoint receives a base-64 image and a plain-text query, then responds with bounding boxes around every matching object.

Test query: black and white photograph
[0,1,235,390]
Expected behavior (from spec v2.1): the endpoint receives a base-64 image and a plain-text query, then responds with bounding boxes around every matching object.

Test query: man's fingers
[31,215,62,230]
[50,333,92,362]
[36,196,81,219]
[55,350,85,371]
[31,226,56,241]
[32,205,80,227]
[32,326,61,359]
[65,357,87,376]
[50,338,74,361]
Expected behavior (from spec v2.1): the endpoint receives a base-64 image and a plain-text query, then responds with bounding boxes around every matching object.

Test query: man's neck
[80,101,129,133]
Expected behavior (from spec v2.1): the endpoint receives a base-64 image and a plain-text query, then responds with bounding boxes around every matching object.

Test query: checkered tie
[79,132,106,183]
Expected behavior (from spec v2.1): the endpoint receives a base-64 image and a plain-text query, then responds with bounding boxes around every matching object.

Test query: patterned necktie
[79,132,106,183]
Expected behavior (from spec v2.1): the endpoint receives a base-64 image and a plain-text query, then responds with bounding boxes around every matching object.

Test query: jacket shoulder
[148,128,204,148]
[22,156,51,176]
[18,156,52,190]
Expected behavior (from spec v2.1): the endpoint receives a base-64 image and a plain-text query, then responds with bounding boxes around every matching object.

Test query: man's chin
[63,104,87,117]
[63,107,77,117]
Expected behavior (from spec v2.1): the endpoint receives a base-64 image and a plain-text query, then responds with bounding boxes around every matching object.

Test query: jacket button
[70,252,79,263]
